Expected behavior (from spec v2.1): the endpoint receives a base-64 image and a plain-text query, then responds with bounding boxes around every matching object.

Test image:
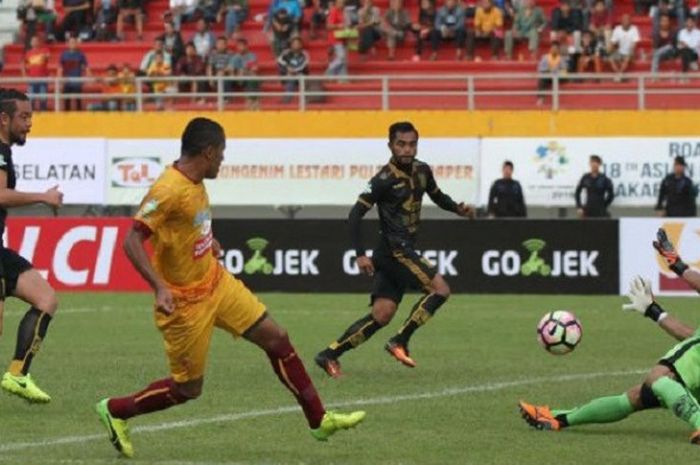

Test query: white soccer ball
[536,310,582,355]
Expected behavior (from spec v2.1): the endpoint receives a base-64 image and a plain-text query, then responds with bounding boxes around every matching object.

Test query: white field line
[0,368,645,454]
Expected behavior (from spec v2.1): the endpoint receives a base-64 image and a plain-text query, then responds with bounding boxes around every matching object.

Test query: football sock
[553,394,634,427]
[107,378,190,420]
[324,313,384,359]
[266,334,325,429]
[651,376,700,430]
[8,307,52,376]
[391,293,447,346]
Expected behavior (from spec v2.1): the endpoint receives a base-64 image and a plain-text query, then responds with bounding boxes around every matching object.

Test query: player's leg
[386,249,449,366]
[96,299,215,457]
[519,384,643,431]
[1,251,58,403]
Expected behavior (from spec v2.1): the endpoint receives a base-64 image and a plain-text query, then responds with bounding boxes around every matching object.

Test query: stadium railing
[1,73,699,111]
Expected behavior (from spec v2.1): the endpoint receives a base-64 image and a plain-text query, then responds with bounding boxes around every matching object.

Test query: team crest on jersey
[138,199,159,218]
[193,210,213,258]
[363,182,372,194]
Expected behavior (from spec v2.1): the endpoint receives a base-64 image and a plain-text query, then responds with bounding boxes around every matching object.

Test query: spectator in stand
[309,0,329,39]
[146,50,173,109]
[487,161,527,218]
[656,156,698,217]
[199,0,221,23]
[635,0,655,14]
[272,0,303,25]
[119,62,137,110]
[467,0,503,60]
[651,13,677,76]
[58,36,89,111]
[208,36,234,92]
[176,42,207,102]
[574,29,603,74]
[192,18,216,58]
[271,7,295,56]
[431,0,467,60]
[536,41,566,106]
[677,16,700,73]
[17,0,57,47]
[140,38,173,73]
[652,0,685,41]
[22,36,51,111]
[94,0,118,41]
[160,21,186,66]
[231,37,260,109]
[575,154,615,218]
[358,0,382,56]
[550,0,583,53]
[277,36,310,102]
[383,0,411,60]
[504,0,545,61]
[116,0,144,40]
[59,0,91,41]
[218,0,249,39]
[169,0,198,30]
[691,0,700,20]
[410,0,436,61]
[95,64,122,111]
[587,0,611,49]
[325,0,353,76]
[609,14,640,81]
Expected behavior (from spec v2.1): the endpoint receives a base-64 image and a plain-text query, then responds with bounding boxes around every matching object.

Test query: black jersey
[351,159,458,254]
[657,173,697,217]
[0,141,16,242]
[575,172,614,218]
[487,178,527,217]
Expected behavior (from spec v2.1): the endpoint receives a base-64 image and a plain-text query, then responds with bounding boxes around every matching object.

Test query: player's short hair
[0,88,30,119]
[388,121,419,143]
[590,154,602,164]
[181,117,225,158]
[503,160,514,169]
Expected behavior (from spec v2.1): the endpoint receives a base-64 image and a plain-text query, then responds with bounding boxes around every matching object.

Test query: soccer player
[95,118,365,458]
[314,121,472,378]
[0,88,63,403]
[519,228,700,445]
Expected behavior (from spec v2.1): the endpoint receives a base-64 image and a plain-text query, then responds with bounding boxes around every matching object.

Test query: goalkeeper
[519,228,700,445]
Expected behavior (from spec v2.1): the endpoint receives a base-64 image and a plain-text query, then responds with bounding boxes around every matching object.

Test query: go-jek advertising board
[479,138,700,207]
[106,138,479,206]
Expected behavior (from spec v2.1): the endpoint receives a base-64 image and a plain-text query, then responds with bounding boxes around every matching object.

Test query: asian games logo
[193,210,213,258]
[534,141,569,180]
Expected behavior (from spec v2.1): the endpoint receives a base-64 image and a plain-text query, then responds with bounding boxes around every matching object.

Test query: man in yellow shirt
[467,0,503,60]
[95,117,365,458]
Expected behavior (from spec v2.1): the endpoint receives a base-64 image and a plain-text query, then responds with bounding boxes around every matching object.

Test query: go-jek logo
[220,237,319,276]
[534,141,569,180]
[482,238,599,278]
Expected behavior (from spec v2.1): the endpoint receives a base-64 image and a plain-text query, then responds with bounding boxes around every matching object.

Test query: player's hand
[155,285,175,315]
[356,255,375,276]
[43,185,64,209]
[622,275,653,315]
[456,203,476,219]
[212,238,223,258]
[653,228,689,277]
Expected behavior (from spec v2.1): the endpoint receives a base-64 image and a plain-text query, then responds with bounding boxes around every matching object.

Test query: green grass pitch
[0,292,699,465]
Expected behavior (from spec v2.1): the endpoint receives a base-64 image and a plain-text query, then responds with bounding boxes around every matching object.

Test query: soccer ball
[536,311,582,355]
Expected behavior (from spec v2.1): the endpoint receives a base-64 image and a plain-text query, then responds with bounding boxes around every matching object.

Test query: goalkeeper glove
[653,228,689,277]
[621,276,667,323]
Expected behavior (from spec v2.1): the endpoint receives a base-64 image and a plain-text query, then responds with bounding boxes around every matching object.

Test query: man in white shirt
[678,17,700,72]
[609,14,640,80]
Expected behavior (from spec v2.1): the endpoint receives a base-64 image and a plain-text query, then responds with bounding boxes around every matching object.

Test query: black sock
[324,313,384,359]
[9,307,52,376]
[391,293,447,347]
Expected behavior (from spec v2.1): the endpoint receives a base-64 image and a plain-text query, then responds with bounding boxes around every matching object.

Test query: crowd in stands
[11,0,700,109]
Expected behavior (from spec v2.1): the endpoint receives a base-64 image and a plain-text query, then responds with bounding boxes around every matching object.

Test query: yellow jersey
[134,164,222,303]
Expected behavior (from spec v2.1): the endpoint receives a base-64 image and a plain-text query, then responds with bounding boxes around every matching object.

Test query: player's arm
[0,169,62,209]
[349,175,388,275]
[655,177,667,212]
[622,276,694,341]
[487,181,497,217]
[425,166,473,217]
[604,176,615,207]
[653,228,700,294]
[517,181,527,217]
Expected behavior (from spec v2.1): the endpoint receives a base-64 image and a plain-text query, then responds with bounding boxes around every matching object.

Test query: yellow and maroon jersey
[134,164,221,303]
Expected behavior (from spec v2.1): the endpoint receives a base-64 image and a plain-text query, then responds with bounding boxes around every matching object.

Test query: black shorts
[0,248,33,297]
[370,246,437,305]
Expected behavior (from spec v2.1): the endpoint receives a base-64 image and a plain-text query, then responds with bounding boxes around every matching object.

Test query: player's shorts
[0,248,33,297]
[659,334,700,397]
[155,270,267,383]
[370,246,437,305]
